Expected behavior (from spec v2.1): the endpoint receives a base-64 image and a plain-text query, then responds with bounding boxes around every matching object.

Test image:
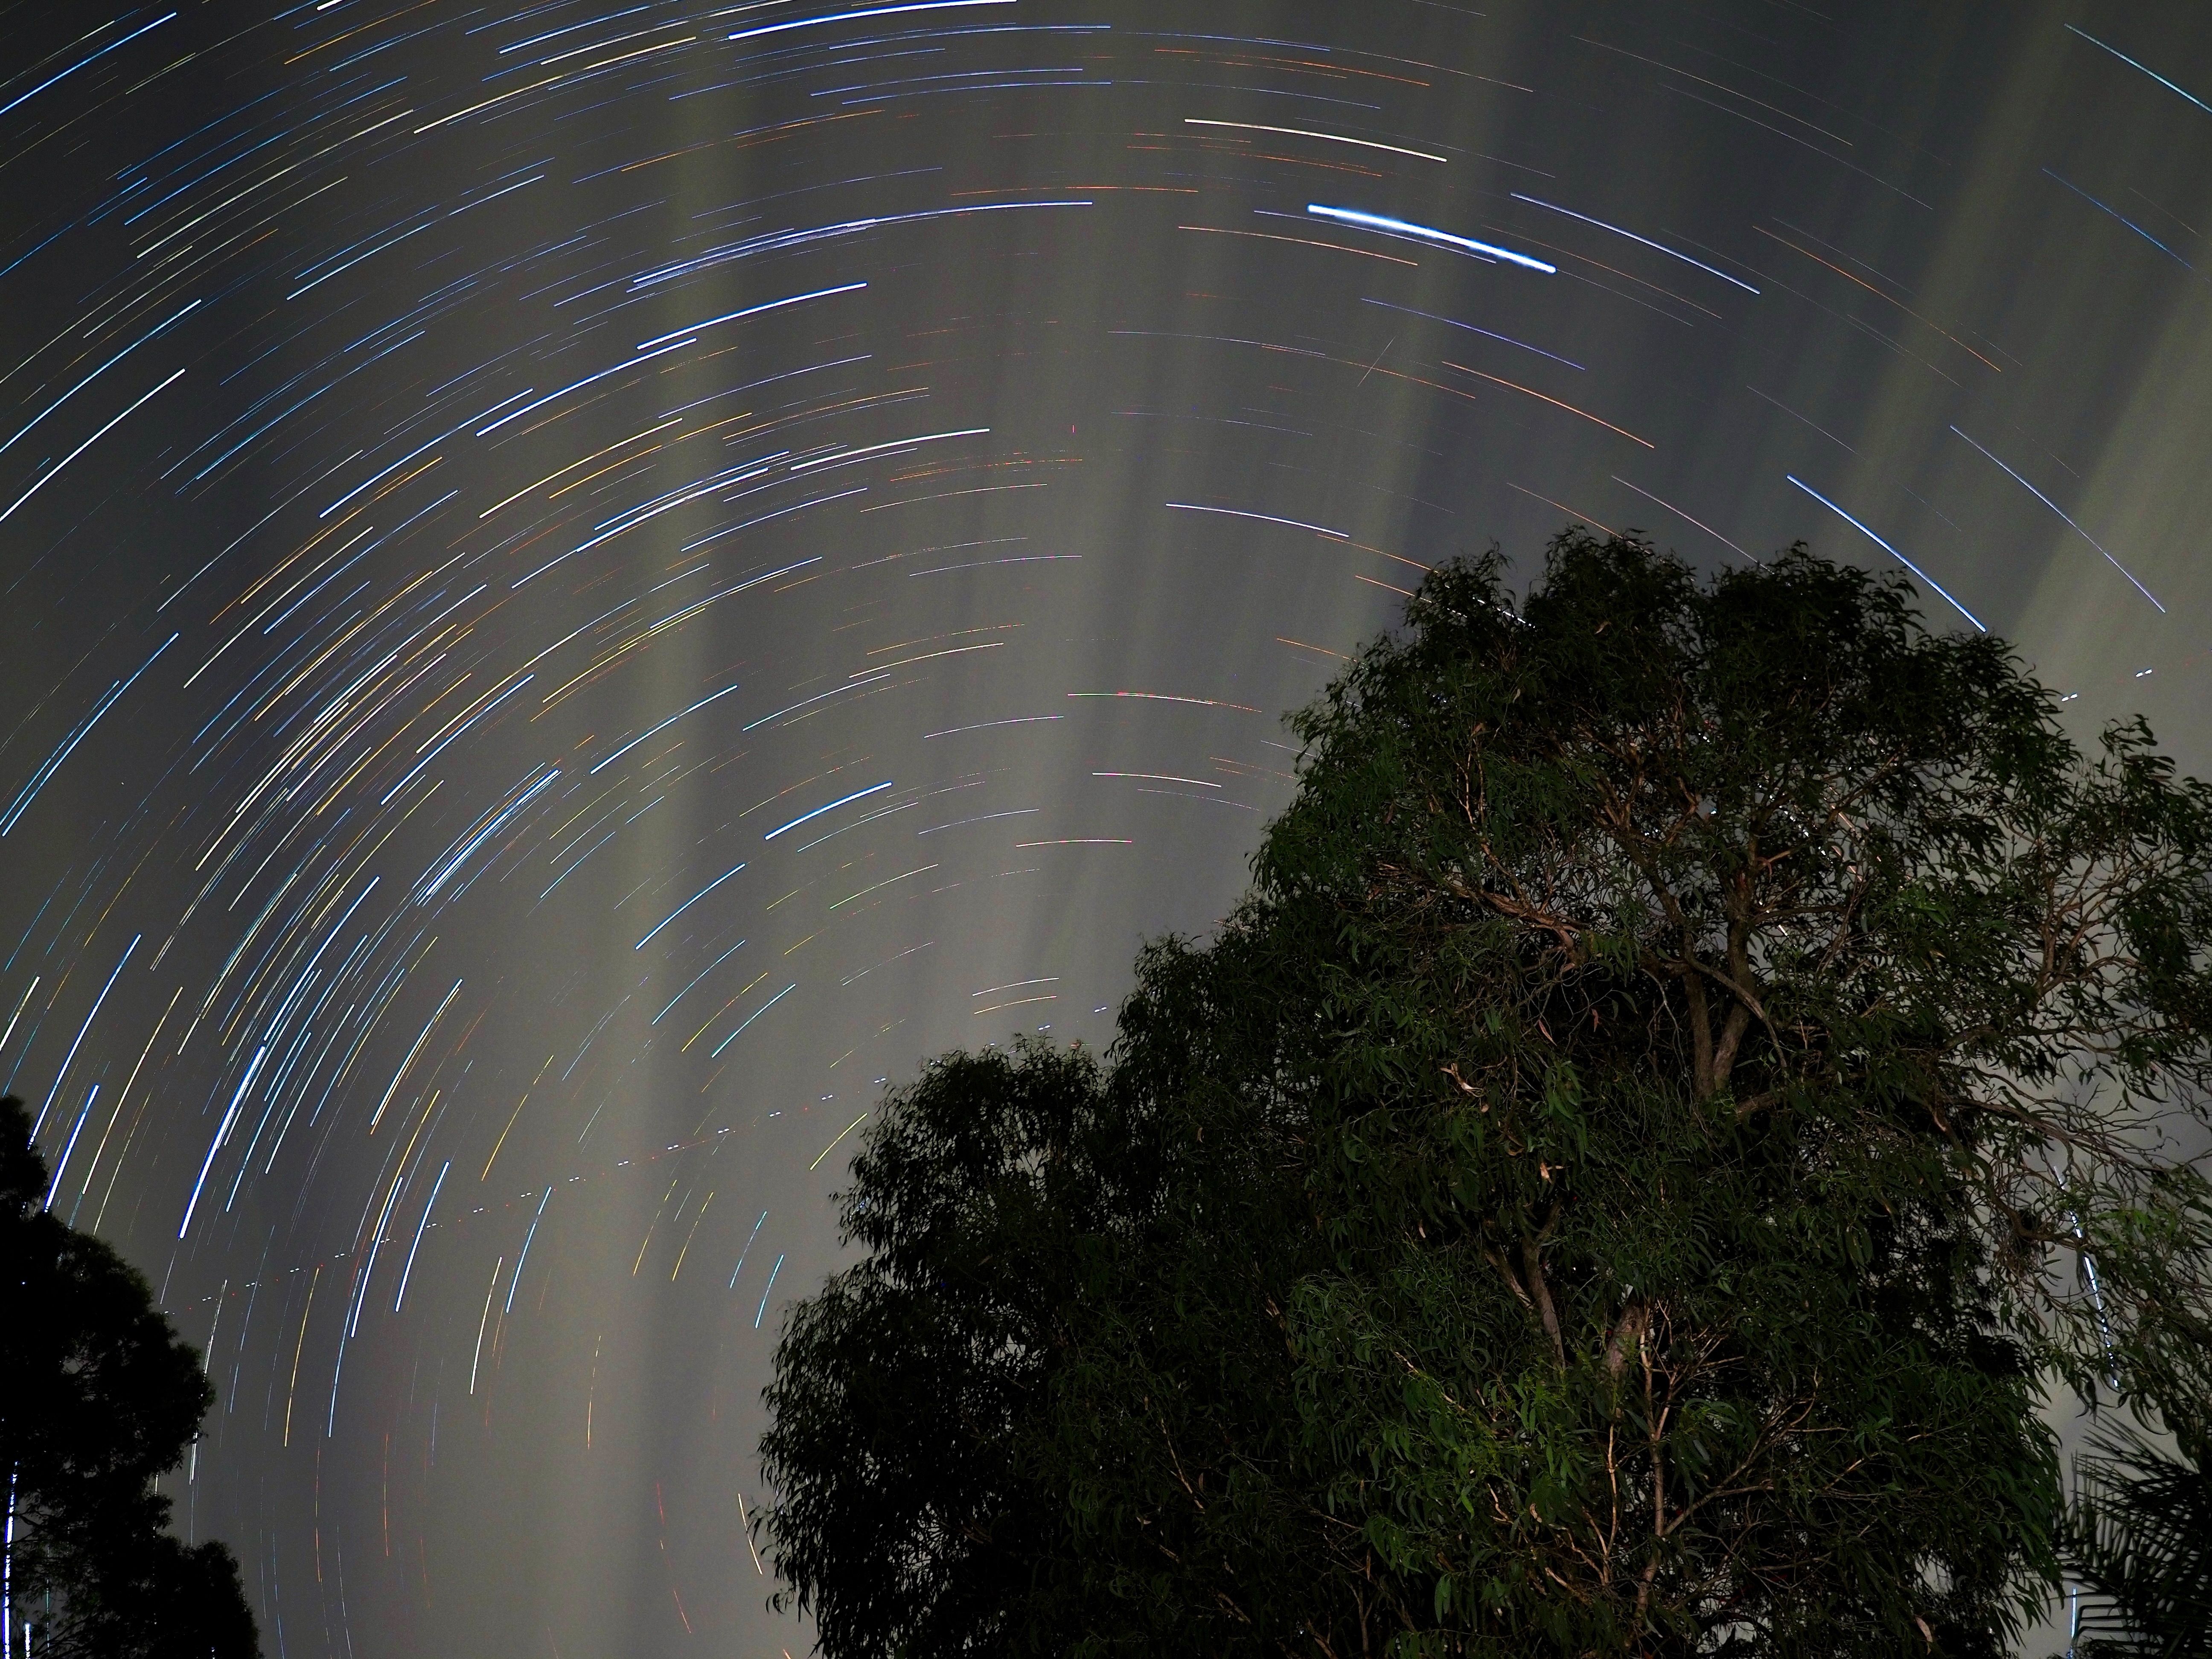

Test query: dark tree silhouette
[761,533,2212,1659]
[2,1095,259,1659]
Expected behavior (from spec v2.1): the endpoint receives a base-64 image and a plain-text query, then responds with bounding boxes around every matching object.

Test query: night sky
[6,1,2210,1653]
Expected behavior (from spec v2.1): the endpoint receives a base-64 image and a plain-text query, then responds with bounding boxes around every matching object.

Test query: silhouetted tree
[760,533,2212,1658]
[1,1095,259,1659]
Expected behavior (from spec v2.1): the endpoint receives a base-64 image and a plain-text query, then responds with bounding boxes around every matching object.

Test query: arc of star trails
[506,1187,552,1314]
[764,781,894,841]
[924,715,1061,739]
[0,299,198,461]
[789,426,990,474]
[1361,297,1585,370]
[2041,169,2192,268]
[1611,477,1752,560]
[740,673,891,732]
[1165,502,1348,538]
[754,1254,785,1328]
[1785,476,1986,632]
[393,1160,449,1313]
[2,634,177,836]
[0,367,186,527]
[592,684,744,774]
[808,1114,870,1172]
[2064,24,2212,118]
[179,1044,270,1240]
[1947,427,2165,613]
[32,934,138,1138]
[474,336,693,436]
[370,979,463,1132]
[654,940,749,1024]
[637,864,749,949]
[1509,194,1759,293]
[1306,204,1555,273]
[1067,691,1262,712]
[0,11,174,121]
[829,865,937,910]
[730,0,1014,44]
[728,1211,769,1289]
[712,985,797,1057]
[1183,118,1445,163]
[44,1084,97,1211]
[635,281,867,351]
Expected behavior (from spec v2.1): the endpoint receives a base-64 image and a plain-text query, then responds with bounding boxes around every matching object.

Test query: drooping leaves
[761,534,2212,1658]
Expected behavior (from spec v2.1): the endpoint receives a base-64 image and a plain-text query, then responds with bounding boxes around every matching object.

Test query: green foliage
[760,533,2212,1657]
[1,1095,261,1659]
[2061,1402,2212,1658]
[756,1043,1117,1654]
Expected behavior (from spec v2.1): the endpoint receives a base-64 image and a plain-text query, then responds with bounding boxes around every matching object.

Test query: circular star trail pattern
[6,0,2211,1652]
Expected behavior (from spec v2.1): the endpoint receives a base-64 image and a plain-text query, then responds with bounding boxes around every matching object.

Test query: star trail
[6,1,2212,1653]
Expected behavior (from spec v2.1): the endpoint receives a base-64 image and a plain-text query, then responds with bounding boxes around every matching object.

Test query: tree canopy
[2,1094,261,1659]
[759,532,2212,1658]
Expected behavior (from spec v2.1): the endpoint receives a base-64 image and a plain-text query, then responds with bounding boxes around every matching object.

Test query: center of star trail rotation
[3,1,2208,1653]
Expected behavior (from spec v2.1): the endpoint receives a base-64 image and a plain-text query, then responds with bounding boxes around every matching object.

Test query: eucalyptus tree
[761,533,2212,1658]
